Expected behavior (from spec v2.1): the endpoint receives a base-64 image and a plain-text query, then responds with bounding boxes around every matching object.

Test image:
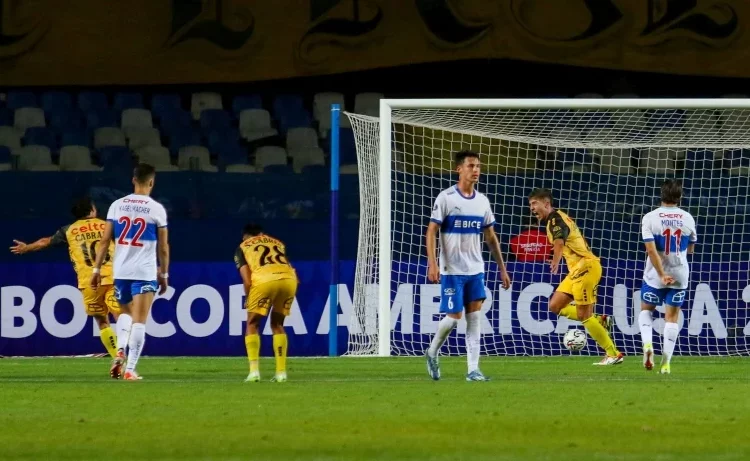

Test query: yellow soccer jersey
[50,218,114,288]
[234,234,296,285]
[545,210,598,269]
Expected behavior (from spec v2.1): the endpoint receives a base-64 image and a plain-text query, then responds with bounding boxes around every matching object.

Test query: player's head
[528,188,554,222]
[132,163,156,193]
[455,150,481,184]
[660,179,682,206]
[242,223,263,240]
[71,196,96,220]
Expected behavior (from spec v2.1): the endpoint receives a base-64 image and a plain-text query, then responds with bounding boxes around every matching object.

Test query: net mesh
[346,106,750,357]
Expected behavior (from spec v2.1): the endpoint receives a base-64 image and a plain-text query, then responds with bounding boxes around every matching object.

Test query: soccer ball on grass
[563,329,587,351]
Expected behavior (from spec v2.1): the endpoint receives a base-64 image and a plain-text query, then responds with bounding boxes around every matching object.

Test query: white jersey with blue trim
[430,185,495,275]
[106,194,168,281]
[641,206,697,289]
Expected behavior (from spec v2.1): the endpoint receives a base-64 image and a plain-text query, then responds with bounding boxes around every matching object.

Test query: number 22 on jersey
[117,216,146,247]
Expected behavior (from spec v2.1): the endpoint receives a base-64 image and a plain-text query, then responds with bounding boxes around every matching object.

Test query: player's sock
[465,311,481,373]
[582,316,618,357]
[427,316,458,357]
[245,334,260,373]
[115,313,132,352]
[273,333,288,374]
[125,323,146,372]
[558,304,578,321]
[639,310,654,348]
[662,322,679,365]
[99,327,118,358]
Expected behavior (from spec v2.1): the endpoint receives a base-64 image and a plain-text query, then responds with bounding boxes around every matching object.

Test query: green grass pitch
[1,356,748,460]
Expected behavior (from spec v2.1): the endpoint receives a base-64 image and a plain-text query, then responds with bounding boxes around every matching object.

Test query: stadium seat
[277,109,312,134]
[354,92,383,117]
[254,146,287,170]
[207,129,239,154]
[94,127,127,149]
[61,130,90,148]
[24,127,57,151]
[291,147,325,173]
[286,127,319,151]
[100,146,133,174]
[59,146,100,171]
[159,109,192,137]
[639,148,676,175]
[239,109,278,141]
[191,92,222,120]
[217,144,254,173]
[200,109,232,133]
[42,92,73,114]
[77,91,108,112]
[49,109,85,133]
[14,108,46,132]
[0,126,22,149]
[127,127,162,150]
[151,94,182,120]
[313,92,350,135]
[232,95,263,115]
[169,130,202,155]
[339,128,357,165]
[7,91,38,110]
[87,109,119,130]
[135,146,178,172]
[272,94,304,118]
[15,145,58,171]
[178,145,218,172]
[0,108,12,126]
[121,108,154,131]
[114,92,145,111]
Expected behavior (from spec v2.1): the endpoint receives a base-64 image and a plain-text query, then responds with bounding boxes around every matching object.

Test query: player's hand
[550,260,560,275]
[661,274,675,285]
[90,273,101,289]
[158,276,168,295]
[500,271,511,290]
[9,240,28,255]
[427,262,440,283]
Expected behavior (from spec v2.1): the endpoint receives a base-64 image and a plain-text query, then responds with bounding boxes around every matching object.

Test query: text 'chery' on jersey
[50,218,114,288]
[106,194,168,281]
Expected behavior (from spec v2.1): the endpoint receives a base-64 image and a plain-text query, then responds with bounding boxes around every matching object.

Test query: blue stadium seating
[207,129,239,153]
[0,108,11,126]
[160,110,193,136]
[42,92,74,114]
[216,144,248,169]
[7,91,38,109]
[24,127,57,151]
[169,130,202,154]
[61,130,90,148]
[77,92,108,112]
[100,146,133,173]
[114,92,145,111]
[200,109,232,133]
[151,94,182,119]
[232,95,263,115]
[50,109,85,133]
[87,109,119,129]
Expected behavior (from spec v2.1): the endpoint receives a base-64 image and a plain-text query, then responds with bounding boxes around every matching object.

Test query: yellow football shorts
[556,258,602,306]
[80,285,121,317]
[245,278,298,317]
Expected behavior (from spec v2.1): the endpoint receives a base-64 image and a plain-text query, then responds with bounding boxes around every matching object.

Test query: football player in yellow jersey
[9,197,119,358]
[234,223,298,382]
[528,188,623,365]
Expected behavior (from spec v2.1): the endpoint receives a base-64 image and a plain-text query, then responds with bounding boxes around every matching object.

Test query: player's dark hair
[455,150,479,165]
[661,179,682,205]
[242,223,263,238]
[133,163,156,184]
[529,188,553,203]
[71,196,94,220]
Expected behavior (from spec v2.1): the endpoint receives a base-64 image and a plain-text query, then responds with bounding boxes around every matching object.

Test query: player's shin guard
[99,327,118,358]
[245,334,260,373]
[558,304,578,321]
[273,333,288,374]
[662,322,679,365]
[115,313,132,352]
[639,310,654,348]
[582,316,618,357]
[427,316,458,357]
[125,323,146,372]
[465,311,481,373]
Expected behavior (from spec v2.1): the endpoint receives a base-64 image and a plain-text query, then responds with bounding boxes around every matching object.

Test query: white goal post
[345,98,750,357]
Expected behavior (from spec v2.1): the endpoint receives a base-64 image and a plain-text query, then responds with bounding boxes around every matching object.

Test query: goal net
[345,99,750,357]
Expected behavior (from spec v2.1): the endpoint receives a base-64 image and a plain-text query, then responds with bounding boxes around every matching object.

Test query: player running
[10,196,120,358]
[528,188,623,365]
[91,163,169,380]
[639,180,696,374]
[425,150,511,382]
[234,224,298,383]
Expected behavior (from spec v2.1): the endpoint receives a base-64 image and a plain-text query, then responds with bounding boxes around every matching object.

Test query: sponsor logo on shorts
[140,284,157,294]
[114,287,122,301]
[443,288,456,296]
[671,290,686,304]
[643,291,661,304]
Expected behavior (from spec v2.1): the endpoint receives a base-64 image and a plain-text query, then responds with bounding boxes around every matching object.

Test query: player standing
[10,197,120,358]
[425,151,511,382]
[639,180,696,374]
[91,163,169,380]
[234,224,298,383]
[528,188,623,365]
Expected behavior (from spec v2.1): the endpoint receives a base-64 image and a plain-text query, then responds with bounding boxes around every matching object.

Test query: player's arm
[426,194,444,283]
[482,226,511,289]
[9,227,68,254]
[157,227,170,294]
[234,248,252,295]
[91,220,114,288]
[549,214,568,275]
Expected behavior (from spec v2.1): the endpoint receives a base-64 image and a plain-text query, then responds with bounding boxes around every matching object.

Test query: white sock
[427,316,458,357]
[116,314,132,351]
[465,311,481,373]
[125,323,146,372]
[639,310,653,349]
[662,322,679,365]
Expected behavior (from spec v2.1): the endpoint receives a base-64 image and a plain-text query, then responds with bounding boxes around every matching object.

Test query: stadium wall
[1,261,746,357]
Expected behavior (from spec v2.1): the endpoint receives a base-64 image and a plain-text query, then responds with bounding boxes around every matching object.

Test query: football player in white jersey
[425,150,511,381]
[639,180,696,374]
[91,163,170,380]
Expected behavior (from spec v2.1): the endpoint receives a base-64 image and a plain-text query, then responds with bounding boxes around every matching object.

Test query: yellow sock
[245,334,260,373]
[558,304,578,321]
[99,327,117,358]
[582,316,618,357]
[273,333,288,374]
